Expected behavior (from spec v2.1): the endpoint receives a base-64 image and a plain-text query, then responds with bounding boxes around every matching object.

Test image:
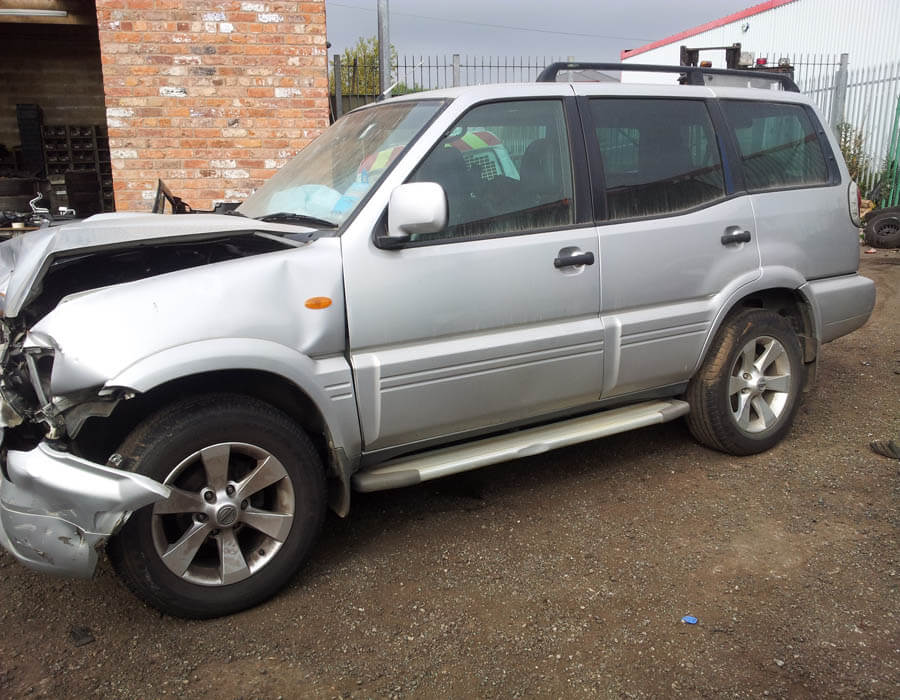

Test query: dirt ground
[1,250,898,699]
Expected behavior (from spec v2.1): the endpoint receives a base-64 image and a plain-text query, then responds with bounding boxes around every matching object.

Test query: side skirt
[352,399,689,492]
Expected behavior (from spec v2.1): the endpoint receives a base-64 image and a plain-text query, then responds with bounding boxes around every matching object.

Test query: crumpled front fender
[0,440,169,577]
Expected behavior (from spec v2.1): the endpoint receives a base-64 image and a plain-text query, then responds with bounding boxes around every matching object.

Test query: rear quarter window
[721,100,828,192]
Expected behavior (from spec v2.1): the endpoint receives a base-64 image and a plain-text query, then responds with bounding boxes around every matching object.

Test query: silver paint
[25,236,360,457]
[0,441,170,577]
[0,212,314,318]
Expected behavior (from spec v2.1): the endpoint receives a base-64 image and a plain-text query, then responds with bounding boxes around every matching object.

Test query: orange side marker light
[305,296,332,309]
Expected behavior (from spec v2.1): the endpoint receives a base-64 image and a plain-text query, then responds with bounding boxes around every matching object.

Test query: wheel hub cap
[216,504,238,527]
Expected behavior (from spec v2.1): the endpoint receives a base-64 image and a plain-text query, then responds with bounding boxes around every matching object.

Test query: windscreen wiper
[255,212,338,228]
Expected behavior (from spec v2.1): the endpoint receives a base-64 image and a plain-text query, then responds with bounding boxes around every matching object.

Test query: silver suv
[0,66,875,617]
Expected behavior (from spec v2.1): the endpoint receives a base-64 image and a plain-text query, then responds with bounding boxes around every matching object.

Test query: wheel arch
[73,367,358,517]
[697,276,820,383]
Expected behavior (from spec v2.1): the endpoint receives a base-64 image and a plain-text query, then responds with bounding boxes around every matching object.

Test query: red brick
[95,1,327,210]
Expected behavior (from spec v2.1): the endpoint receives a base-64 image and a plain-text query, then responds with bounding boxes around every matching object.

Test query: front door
[343,97,604,452]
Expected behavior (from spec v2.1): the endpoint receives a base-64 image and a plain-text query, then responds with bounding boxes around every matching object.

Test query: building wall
[94,0,329,211]
[0,23,107,149]
[621,0,900,73]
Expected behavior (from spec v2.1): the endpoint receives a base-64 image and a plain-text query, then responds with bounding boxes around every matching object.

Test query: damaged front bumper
[0,435,169,577]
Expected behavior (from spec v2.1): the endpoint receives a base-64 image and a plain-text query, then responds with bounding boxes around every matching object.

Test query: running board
[352,399,690,493]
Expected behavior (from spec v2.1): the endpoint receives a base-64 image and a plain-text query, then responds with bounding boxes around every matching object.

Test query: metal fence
[758,52,846,119]
[881,97,900,208]
[330,54,563,117]
[330,51,900,196]
[760,52,900,193]
[842,61,900,194]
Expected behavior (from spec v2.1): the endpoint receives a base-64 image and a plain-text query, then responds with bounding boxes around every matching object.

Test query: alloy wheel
[728,335,793,433]
[151,442,295,586]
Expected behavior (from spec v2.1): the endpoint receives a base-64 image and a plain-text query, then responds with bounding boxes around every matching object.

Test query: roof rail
[536,62,800,93]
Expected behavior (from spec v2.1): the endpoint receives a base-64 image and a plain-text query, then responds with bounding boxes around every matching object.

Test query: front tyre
[108,395,326,618]
[686,309,804,455]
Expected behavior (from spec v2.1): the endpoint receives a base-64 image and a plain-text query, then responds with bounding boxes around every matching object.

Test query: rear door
[577,87,761,397]
[342,95,604,452]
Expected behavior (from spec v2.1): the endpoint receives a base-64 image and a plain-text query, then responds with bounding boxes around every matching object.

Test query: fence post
[452,54,460,87]
[333,54,342,119]
[830,52,849,133]
[377,0,391,95]
[885,96,900,208]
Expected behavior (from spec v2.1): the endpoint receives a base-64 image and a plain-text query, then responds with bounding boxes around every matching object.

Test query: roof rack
[536,62,800,93]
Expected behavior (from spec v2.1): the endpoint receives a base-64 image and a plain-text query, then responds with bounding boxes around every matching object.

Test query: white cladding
[621,0,899,75]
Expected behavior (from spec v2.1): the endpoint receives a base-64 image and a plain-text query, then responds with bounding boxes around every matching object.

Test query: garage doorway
[0,0,114,218]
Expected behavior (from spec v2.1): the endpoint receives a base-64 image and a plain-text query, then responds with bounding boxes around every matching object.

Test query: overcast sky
[324,0,757,61]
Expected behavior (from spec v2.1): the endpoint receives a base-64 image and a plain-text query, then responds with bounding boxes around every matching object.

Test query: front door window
[408,99,575,241]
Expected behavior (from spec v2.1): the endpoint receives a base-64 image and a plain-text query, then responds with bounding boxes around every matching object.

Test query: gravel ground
[1,250,898,699]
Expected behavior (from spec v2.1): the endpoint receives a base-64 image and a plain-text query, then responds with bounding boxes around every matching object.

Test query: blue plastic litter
[681,615,698,625]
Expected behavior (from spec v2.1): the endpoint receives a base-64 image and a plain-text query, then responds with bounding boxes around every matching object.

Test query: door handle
[554,251,595,268]
[721,229,752,245]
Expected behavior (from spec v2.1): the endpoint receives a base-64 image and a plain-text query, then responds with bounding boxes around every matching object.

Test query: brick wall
[0,24,107,149]
[94,1,329,211]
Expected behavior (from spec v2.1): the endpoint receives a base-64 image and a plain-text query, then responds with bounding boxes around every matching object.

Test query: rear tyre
[864,208,900,249]
[686,309,804,455]
[108,394,326,618]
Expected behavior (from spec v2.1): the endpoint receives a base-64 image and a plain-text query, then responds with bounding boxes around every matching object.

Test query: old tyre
[108,394,326,618]
[863,208,900,249]
[686,309,804,455]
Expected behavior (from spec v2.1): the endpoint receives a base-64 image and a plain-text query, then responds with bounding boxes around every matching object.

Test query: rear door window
[588,98,726,221]
[720,100,828,191]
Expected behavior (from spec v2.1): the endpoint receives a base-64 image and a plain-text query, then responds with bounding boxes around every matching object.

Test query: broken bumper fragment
[0,438,169,577]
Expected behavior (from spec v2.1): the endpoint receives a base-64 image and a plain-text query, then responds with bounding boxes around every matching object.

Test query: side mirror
[379,182,447,248]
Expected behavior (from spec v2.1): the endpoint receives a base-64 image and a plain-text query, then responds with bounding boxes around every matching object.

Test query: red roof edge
[619,0,798,61]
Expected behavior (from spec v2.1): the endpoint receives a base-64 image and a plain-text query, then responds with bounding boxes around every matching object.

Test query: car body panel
[0,440,170,577]
[751,186,861,279]
[801,273,877,343]
[23,236,361,458]
[27,239,345,387]
[594,196,760,396]
[0,212,314,318]
[345,228,603,450]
